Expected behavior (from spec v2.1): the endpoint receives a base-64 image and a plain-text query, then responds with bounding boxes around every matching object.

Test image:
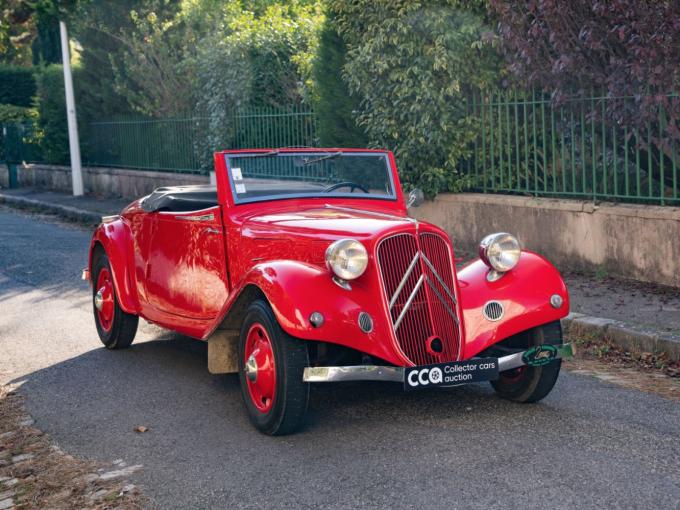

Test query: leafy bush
[0,65,36,107]
[312,10,367,148]
[0,104,37,123]
[194,2,323,166]
[329,0,500,197]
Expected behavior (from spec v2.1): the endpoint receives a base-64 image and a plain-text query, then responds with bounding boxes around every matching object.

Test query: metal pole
[59,20,83,196]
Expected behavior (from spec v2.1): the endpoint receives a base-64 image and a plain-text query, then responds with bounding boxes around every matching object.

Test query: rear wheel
[92,254,138,349]
[490,321,562,403]
[238,300,309,435]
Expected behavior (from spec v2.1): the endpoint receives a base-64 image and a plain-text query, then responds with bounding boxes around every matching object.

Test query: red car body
[87,148,570,434]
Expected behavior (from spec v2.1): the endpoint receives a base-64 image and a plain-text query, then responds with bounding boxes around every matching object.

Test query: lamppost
[59,20,83,196]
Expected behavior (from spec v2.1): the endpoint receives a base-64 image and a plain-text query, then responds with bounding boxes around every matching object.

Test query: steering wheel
[323,181,370,194]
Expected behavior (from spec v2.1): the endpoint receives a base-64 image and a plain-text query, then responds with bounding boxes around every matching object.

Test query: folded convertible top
[141,185,218,212]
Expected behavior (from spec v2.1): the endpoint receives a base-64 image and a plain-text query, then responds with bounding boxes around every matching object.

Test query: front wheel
[490,321,562,403]
[238,300,310,435]
[92,254,138,349]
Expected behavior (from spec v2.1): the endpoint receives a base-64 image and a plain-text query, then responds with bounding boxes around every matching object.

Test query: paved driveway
[1,207,679,509]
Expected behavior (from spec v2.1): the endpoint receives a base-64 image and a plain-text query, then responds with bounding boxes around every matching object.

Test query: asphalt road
[1,207,679,509]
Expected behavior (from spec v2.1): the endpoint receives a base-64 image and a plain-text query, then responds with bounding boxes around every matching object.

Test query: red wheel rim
[95,268,115,332]
[244,323,277,413]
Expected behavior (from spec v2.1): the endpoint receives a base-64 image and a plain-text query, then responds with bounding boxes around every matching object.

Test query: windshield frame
[224,151,398,205]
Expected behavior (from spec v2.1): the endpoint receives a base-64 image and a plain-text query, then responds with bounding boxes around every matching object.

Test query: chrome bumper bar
[302,343,574,383]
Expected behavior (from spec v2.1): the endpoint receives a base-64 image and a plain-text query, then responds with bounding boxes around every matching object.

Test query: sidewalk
[1,186,679,360]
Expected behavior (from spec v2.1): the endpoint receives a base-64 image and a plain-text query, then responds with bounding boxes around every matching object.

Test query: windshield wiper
[249,149,280,158]
[300,152,343,166]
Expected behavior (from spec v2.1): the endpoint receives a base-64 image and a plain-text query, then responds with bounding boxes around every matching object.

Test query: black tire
[92,253,138,349]
[490,321,562,403]
[238,300,310,435]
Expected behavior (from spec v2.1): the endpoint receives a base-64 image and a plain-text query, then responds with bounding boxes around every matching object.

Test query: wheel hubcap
[94,289,104,311]
[243,323,276,413]
[245,355,258,382]
[95,268,115,332]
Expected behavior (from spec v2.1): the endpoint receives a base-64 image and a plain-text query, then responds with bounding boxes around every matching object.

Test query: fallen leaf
[134,426,148,433]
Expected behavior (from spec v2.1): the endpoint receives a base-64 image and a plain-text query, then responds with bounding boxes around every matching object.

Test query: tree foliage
[312,9,367,148]
[329,0,500,197]
[490,0,680,144]
[0,0,36,65]
[70,0,171,123]
[100,0,322,120]
[193,1,322,162]
[0,0,77,65]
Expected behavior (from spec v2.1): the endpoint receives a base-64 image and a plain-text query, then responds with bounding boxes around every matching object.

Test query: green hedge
[313,11,367,148]
[36,64,83,164]
[0,66,37,107]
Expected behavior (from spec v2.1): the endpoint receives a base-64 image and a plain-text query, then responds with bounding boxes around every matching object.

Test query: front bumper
[303,343,575,383]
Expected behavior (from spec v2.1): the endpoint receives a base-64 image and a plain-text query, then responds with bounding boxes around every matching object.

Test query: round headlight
[479,233,521,272]
[325,239,368,281]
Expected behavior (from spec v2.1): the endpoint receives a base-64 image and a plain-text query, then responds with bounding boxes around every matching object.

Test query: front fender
[209,260,408,366]
[457,251,569,358]
[89,218,139,314]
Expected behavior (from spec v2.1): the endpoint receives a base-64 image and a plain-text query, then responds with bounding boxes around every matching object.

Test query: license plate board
[404,357,499,391]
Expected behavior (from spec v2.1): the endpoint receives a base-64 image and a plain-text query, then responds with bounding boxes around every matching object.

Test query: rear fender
[208,260,408,366]
[457,251,569,359]
[89,219,139,314]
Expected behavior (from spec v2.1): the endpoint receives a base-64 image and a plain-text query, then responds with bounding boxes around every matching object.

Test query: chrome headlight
[479,233,521,272]
[325,239,368,280]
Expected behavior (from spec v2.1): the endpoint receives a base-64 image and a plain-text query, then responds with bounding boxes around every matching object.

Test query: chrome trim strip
[388,252,420,309]
[421,252,457,305]
[393,274,425,331]
[303,366,404,383]
[425,276,459,324]
[101,215,119,224]
[175,213,215,222]
[157,206,218,217]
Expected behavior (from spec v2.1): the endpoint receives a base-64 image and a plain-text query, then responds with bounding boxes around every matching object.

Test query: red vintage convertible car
[85,148,572,435]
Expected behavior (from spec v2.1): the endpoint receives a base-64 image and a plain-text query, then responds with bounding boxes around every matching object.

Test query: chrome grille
[377,232,461,365]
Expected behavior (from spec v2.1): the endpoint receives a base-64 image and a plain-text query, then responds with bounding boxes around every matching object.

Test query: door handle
[204,227,221,235]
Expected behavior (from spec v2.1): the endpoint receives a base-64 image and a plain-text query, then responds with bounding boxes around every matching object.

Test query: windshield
[225,152,395,204]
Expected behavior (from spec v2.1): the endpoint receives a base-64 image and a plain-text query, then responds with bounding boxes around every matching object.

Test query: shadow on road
[11,329,508,440]
[10,329,680,509]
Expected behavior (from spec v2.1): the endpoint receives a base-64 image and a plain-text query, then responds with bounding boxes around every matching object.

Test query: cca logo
[407,367,443,387]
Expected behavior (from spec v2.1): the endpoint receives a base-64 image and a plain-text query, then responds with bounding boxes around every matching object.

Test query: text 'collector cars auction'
[83,148,573,435]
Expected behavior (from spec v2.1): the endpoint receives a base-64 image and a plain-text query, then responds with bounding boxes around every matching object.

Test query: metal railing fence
[0,122,43,164]
[85,106,317,174]
[3,94,680,207]
[1,105,318,174]
[462,90,679,205]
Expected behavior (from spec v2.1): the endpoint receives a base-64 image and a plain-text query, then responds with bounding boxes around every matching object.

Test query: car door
[144,207,229,319]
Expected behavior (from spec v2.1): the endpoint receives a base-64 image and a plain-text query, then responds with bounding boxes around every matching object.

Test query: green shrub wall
[0,65,37,107]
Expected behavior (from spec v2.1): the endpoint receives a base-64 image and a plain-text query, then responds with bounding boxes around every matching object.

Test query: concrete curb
[0,192,102,225]
[562,313,680,361]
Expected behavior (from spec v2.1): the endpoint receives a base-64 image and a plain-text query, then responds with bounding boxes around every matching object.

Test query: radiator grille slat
[377,232,462,365]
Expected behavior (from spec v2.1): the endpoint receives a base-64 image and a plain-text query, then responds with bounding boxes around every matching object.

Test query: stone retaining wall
[413,193,680,288]
[6,163,209,198]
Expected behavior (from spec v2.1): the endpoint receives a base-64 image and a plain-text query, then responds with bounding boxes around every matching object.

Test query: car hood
[240,205,415,241]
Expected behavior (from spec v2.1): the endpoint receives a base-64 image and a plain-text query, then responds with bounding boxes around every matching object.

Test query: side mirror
[407,188,424,208]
